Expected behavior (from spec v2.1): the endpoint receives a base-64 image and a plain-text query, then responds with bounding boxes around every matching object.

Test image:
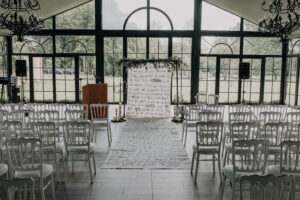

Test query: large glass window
[13,36,52,54]
[201,2,240,31]
[150,0,193,30]
[199,57,216,97]
[104,37,123,103]
[56,1,95,29]
[55,36,95,54]
[102,0,146,30]
[244,38,281,55]
[201,37,240,55]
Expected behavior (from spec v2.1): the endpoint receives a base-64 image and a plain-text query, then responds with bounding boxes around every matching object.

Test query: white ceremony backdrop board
[126,64,171,118]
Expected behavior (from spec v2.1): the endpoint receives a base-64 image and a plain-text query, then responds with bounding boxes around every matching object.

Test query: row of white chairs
[0,121,97,200]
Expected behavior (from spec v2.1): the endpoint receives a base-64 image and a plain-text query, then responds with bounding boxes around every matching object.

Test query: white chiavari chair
[66,110,88,122]
[223,121,260,167]
[286,112,300,140]
[67,103,88,111]
[239,174,295,200]
[6,138,56,200]
[208,94,219,105]
[191,121,224,182]
[30,121,66,182]
[0,110,8,121]
[268,105,287,121]
[195,92,207,105]
[220,139,269,200]
[259,111,282,134]
[90,104,111,145]
[267,141,300,185]
[0,178,35,200]
[63,121,96,184]
[250,104,269,120]
[206,104,225,120]
[264,122,289,164]
[182,106,201,146]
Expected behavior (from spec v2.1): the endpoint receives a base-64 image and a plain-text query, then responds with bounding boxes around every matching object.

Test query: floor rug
[102,119,191,169]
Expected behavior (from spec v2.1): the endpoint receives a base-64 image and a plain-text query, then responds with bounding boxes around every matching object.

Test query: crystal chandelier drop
[0,0,44,42]
[258,0,300,41]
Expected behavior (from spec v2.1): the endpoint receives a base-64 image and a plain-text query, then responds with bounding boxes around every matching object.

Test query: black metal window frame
[5,0,290,104]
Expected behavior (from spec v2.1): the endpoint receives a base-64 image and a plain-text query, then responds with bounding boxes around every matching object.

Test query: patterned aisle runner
[102,119,191,169]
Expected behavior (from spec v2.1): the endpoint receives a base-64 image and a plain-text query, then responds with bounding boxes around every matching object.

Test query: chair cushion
[223,165,262,179]
[43,142,64,153]
[0,163,8,176]
[267,165,300,176]
[14,164,53,179]
[193,145,219,153]
[67,143,94,153]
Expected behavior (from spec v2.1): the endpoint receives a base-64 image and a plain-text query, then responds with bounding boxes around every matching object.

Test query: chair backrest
[0,110,8,121]
[264,122,289,146]
[29,122,56,148]
[198,111,223,122]
[47,103,67,120]
[63,121,92,149]
[30,110,60,125]
[250,105,269,120]
[259,112,282,129]
[269,105,287,120]
[207,94,218,105]
[286,112,300,136]
[195,121,223,147]
[206,104,224,113]
[8,110,34,125]
[280,141,300,175]
[0,178,35,200]
[232,139,268,175]
[6,138,43,177]
[66,110,88,122]
[0,121,23,139]
[0,103,20,112]
[195,92,207,105]
[28,103,47,112]
[67,103,88,111]
[230,122,259,142]
[90,104,109,121]
[229,112,253,125]
[228,104,249,114]
[240,174,295,200]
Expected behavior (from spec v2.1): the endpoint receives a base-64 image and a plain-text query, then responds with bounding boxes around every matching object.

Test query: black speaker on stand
[239,62,250,104]
[15,60,27,102]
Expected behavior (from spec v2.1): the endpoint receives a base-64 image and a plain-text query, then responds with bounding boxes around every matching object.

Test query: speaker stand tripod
[242,78,246,104]
[21,76,26,103]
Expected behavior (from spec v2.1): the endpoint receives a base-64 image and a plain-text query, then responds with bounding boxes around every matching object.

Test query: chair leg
[223,151,228,168]
[88,154,93,184]
[93,152,97,175]
[191,151,195,175]
[106,124,111,147]
[220,175,226,200]
[54,153,59,183]
[194,153,200,182]
[184,126,188,147]
[61,152,67,183]
[108,123,112,145]
[40,179,45,200]
[72,153,75,175]
[218,151,222,184]
[50,174,56,200]
[213,154,215,176]
[231,179,235,200]
[181,123,185,142]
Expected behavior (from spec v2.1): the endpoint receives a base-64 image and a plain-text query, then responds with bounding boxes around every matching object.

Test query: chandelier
[258,0,300,41]
[0,0,44,42]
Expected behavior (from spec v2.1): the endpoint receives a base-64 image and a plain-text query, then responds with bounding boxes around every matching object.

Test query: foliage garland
[118,57,182,69]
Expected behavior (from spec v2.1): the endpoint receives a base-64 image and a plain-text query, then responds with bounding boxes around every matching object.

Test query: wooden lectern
[82,84,108,119]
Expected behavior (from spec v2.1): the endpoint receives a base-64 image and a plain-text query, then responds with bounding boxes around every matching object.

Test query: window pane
[201,37,240,55]
[103,0,146,30]
[172,38,192,103]
[286,57,297,106]
[79,56,96,102]
[13,36,52,54]
[201,2,240,31]
[151,0,193,30]
[104,37,123,103]
[56,36,95,53]
[56,2,95,29]
[127,37,146,59]
[243,20,259,32]
[33,57,53,102]
[244,37,281,55]
[0,37,7,77]
[199,57,216,97]
[150,10,173,30]
[264,57,281,104]
[55,58,75,102]
[149,38,168,59]
[43,18,53,29]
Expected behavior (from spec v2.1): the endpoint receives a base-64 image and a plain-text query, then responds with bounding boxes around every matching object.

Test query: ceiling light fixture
[0,0,44,42]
